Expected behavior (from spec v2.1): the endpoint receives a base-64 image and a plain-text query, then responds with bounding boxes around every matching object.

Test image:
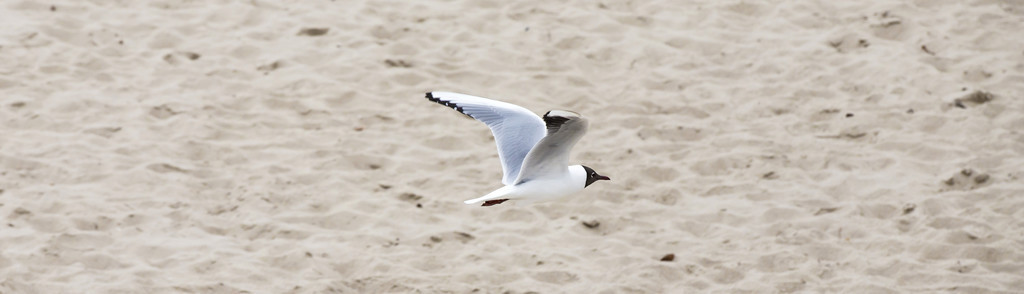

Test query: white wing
[425,92,546,185]
[514,110,588,184]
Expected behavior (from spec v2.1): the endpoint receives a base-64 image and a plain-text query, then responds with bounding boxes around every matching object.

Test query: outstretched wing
[514,110,589,184]
[425,92,547,185]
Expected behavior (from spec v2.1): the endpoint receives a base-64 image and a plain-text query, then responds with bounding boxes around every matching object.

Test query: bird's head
[581,165,610,188]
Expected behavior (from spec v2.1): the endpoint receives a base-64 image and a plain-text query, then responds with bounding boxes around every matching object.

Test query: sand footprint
[941,168,991,191]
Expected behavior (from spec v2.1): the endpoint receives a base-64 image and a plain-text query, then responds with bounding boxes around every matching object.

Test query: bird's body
[424,92,609,206]
[465,165,588,206]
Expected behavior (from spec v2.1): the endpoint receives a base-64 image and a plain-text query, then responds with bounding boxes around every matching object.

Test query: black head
[581,165,610,188]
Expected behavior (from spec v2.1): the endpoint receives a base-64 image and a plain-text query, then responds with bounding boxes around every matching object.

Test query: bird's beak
[597,175,610,181]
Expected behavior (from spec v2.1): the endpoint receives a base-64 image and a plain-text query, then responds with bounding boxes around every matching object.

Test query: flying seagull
[424,92,610,206]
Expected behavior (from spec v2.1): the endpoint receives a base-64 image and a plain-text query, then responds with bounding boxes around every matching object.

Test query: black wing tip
[424,91,472,118]
[543,110,579,118]
[543,111,573,133]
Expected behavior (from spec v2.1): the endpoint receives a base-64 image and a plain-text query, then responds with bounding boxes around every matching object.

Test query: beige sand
[2,0,1023,293]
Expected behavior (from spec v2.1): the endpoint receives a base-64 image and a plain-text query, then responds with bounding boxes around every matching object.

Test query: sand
[2,0,1023,293]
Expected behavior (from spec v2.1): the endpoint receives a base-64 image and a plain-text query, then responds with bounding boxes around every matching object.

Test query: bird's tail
[464,186,515,205]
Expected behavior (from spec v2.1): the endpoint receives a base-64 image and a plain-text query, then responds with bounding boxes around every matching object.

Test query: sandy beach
[2,0,1023,293]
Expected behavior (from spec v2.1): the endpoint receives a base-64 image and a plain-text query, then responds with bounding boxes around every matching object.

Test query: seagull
[424,92,610,206]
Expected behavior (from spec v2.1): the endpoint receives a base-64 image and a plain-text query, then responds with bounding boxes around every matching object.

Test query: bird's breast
[511,175,583,200]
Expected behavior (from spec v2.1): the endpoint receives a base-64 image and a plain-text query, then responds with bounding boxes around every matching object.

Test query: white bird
[424,92,610,206]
